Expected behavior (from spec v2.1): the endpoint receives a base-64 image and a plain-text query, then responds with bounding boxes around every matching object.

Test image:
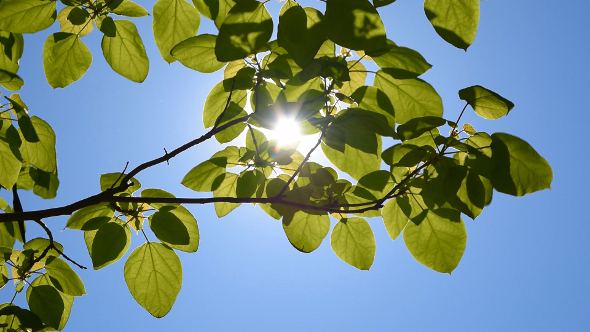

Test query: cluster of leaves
[0,0,553,330]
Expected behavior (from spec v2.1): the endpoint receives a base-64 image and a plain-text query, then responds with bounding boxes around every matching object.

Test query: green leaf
[403,209,467,273]
[203,79,248,129]
[321,109,384,180]
[382,144,428,167]
[374,71,443,124]
[45,256,86,296]
[149,206,199,252]
[0,304,46,330]
[424,0,479,50]
[100,172,141,193]
[213,172,241,217]
[67,6,89,25]
[0,223,16,248]
[331,217,376,270]
[215,0,237,28]
[459,85,515,120]
[215,0,273,62]
[112,0,149,17]
[338,61,366,96]
[373,43,432,79]
[277,5,326,68]
[382,198,409,240]
[0,0,57,33]
[22,237,64,262]
[224,59,246,79]
[397,116,446,141]
[43,33,92,88]
[0,30,24,74]
[7,95,37,143]
[29,167,59,199]
[490,133,553,196]
[84,221,131,269]
[97,16,117,37]
[171,34,226,73]
[283,211,330,253]
[0,264,8,289]
[124,242,182,318]
[0,68,24,90]
[102,20,149,83]
[182,158,226,192]
[152,0,201,63]
[373,0,396,8]
[141,188,179,209]
[0,139,21,190]
[443,165,491,219]
[26,275,73,330]
[350,86,396,128]
[192,0,217,20]
[57,7,93,37]
[19,116,57,173]
[324,0,388,53]
[214,106,247,143]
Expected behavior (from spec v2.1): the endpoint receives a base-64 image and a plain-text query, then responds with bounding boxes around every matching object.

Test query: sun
[273,117,302,146]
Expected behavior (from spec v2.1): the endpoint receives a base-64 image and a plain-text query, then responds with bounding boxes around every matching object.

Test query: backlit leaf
[324,0,388,53]
[171,34,226,73]
[182,159,226,192]
[374,71,443,124]
[203,79,248,128]
[373,43,432,79]
[57,7,93,37]
[26,275,73,330]
[331,217,376,270]
[153,0,201,63]
[43,33,92,88]
[0,0,57,33]
[459,85,514,120]
[124,242,182,318]
[403,209,467,273]
[424,0,479,50]
[490,133,552,196]
[84,221,131,269]
[149,206,199,252]
[215,0,273,62]
[19,116,57,173]
[141,188,180,209]
[102,20,149,83]
[44,256,86,297]
[213,172,241,217]
[277,4,326,68]
[0,30,24,74]
[112,0,149,17]
[382,198,409,240]
[283,211,329,253]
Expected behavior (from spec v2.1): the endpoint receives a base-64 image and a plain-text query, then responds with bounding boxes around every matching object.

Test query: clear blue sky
[1,0,589,331]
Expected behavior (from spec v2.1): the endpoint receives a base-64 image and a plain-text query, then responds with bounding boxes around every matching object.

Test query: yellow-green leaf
[0,0,57,33]
[124,242,182,318]
[152,0,201,63]
[424,0,479,50]
[171,34,226,73]
[42,33,92,88]
[331,217,376,270]
[283,211,329,253]
[403,210,467,273]
[102,20,149,83]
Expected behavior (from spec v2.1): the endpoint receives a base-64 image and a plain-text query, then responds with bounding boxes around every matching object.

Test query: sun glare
[274,117,301,146]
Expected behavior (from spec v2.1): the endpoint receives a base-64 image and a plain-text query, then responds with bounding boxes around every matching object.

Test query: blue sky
[1,0,589,331]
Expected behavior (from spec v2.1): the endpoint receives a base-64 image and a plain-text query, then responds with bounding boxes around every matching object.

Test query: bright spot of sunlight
[274,117,301,146]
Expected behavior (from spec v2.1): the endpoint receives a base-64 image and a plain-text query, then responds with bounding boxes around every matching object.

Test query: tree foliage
[0,0,552,329]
